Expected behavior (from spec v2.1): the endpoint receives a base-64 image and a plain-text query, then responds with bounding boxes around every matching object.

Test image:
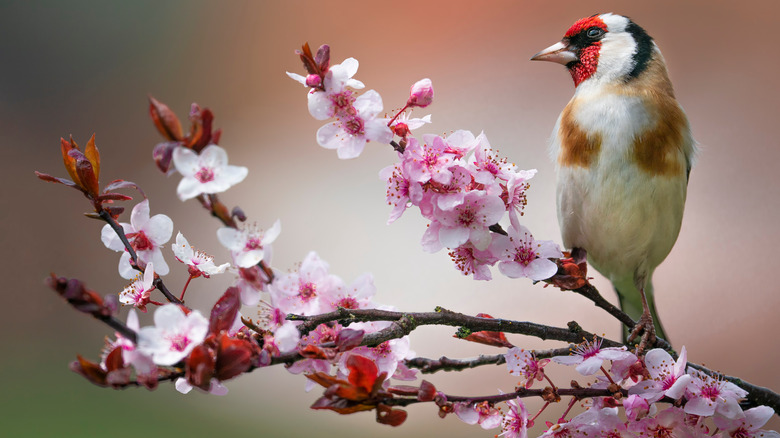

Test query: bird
[531,13,695,347]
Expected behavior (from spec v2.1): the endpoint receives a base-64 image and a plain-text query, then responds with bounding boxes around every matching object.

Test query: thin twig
[405,347,571,374]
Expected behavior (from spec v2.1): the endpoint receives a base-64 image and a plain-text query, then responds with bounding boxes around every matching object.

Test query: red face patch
[564,15,607,38]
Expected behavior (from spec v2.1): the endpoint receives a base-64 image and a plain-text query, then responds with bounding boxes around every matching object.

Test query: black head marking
[625,19,654,79]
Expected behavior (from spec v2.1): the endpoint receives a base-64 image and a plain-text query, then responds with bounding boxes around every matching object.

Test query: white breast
[551,90,688,285]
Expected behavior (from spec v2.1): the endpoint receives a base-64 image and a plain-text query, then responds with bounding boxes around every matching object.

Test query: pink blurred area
[4,0,779,436]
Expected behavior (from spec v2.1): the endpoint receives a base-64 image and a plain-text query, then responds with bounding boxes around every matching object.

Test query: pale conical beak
[530,41,578,65]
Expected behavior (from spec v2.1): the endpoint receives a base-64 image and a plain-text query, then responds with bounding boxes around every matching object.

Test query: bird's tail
[613,279,669,344]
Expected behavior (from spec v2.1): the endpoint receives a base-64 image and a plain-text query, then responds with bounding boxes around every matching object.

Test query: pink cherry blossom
[316,90,393,159]
[118,262,156,312]
[302,57,365,120]
[454,401,503,430]
[104,309,157,386]
[407,78,434,108]
[402,135,458,185]
[468,132,518,185]
[449,242,498,281]
[622,394,652,421]
[217,220,281,268]
[499,398,528,438]
[268,251,344,316]
[505,347,551,389]
[491,225,563,281]
[379,162,423,224]
[136,304,208,366]
[713,406,780,438]
[172,232,229,278]
[630,346,692,403]
[626,406,689,437]
[101,199,173,279]
[430,190,505,251]
[502,170,536,230]
[552,337,636,376]
[684,368,748,419]
[321,273,376,312]
[172,144,248,201]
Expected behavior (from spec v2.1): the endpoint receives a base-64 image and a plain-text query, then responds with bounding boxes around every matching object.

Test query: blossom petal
[523,258,558,281]
[172,146,199,177]
[575,356,604,376]
[130,200,151,231]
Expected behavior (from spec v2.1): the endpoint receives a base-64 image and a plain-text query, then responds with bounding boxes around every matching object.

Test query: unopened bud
[306,74,322,88]
[407,78,434,108]
[391,122,410,138]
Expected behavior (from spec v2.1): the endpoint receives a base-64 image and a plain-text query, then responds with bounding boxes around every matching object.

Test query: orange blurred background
[3,0,779,436]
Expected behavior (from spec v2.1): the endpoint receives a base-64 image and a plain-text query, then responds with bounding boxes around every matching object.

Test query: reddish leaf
[71,149,99,196]
[98,193,133,202]
[315,44,330,72]
[102,179,145,197]
[102,206,125,220]
[84,133,100,181]
[548,258,589,290]
[418,380,437,402]
[70,355,107,387]
[306,371,343,389]
[325,382,368,401]
[211,128,222,145]
[208,287,241,335]
[215,334,254,381]
[186,344,215,391]
[299,344,330,360]
[35,171,79,189]
[310,395,374,415]
[458,313,514,348]
[376,404,407,427]
[346,354,379,394]
[149,96,183,141]
[104,346,124,372]
[152,141,178,173]
[335,328,364,352]
[60,137,81,187]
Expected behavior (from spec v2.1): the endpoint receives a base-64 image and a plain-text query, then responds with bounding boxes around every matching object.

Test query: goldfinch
[531,13,695,346]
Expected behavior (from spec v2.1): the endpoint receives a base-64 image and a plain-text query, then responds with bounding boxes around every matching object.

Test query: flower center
[513,244,536,266]
[650,425,674,438]
[167,333,191,352]
[245,237,262,251]
[457,206,477,227]
[132,231,154,251]
[343,116,365,136]
[700,384,720,400]
[299,282,317,301]
[337,297,359,309]
[195,166,215,183]
[373,341,392,357]
[329,91,355,116]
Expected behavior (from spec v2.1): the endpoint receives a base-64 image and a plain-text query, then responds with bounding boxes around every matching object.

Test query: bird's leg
[627,285,656,353]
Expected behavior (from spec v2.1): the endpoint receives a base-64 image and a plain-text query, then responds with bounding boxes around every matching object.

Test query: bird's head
[531,13,654,88]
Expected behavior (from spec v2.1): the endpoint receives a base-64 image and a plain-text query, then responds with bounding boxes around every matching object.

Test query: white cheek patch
[594,33,637,83]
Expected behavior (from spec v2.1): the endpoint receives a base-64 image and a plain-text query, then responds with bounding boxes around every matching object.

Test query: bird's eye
[586,27,604,39]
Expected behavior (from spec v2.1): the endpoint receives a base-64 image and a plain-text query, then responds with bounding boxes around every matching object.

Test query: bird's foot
[627,312,656,354]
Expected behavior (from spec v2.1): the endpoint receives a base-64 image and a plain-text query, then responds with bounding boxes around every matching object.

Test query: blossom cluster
[288,45,563,282]
[468,340,779,438]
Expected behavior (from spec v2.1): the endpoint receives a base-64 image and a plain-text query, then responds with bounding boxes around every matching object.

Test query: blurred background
[3,0,779,435]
